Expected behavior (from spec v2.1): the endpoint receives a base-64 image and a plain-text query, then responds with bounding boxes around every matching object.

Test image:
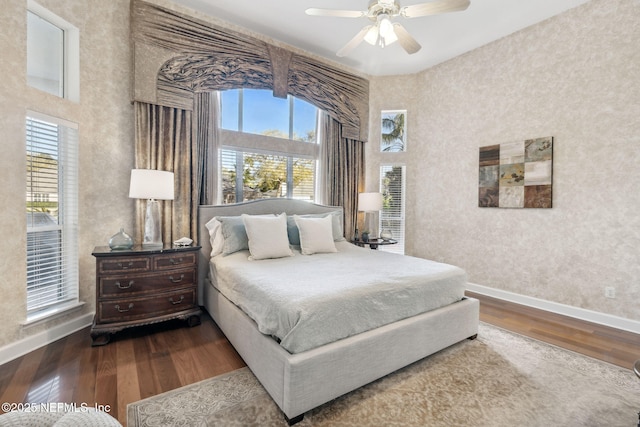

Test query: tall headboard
[197,199,343,301]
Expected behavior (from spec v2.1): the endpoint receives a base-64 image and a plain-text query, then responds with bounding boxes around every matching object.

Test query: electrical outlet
[605,287,616,299]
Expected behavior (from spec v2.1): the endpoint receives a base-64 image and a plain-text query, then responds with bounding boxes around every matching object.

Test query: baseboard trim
[0,313,94,366]
[466,283,640,335]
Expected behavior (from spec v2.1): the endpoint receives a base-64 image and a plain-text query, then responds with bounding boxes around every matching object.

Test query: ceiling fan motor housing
[367,0,401,20]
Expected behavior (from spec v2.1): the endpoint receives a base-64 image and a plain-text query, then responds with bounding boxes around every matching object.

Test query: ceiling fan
[305,0,471,57]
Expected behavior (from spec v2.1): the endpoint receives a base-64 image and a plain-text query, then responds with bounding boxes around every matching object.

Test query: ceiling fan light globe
[364,25,379,45]
[379,16,394,38]
[383,28,398,45]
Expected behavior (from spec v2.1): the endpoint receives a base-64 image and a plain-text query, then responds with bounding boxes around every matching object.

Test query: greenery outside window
[220,149,315,204]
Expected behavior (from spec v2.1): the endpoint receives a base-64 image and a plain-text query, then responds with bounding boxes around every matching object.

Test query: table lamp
[358,192,383,238]
[129,169,174,249]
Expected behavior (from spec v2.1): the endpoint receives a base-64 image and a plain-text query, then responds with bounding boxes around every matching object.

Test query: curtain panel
[193,92,219,206]
[320,113,365,241]
[134,101,195,245]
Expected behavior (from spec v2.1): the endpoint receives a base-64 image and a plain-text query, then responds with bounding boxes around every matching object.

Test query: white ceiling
[169,0,590,76]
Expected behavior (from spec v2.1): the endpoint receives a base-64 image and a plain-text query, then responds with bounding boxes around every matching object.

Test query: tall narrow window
[380,165,405,254]
[26,113,79,321]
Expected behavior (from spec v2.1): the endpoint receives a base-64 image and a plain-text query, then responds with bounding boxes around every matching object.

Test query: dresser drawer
[97,256,150,274]
[97,288,197,323]
[98,268,197,298]
[153,252,197,270]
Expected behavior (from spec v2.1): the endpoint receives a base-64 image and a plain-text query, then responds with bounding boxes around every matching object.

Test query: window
[26,112,79,321]
[27,1,79,101]
[219,88,319,204]
[380,165,405,254]
[381,110,406,152]
[221,89,317,142]
[220,150,315,203]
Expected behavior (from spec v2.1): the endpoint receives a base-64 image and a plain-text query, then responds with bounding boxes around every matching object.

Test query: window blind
[380,165,405,254]
[26,114,78,319]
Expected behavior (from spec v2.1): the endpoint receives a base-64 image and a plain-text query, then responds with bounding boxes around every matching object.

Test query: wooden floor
[0,316,246,426]
[0,293,638,426]
[466,291,640,370]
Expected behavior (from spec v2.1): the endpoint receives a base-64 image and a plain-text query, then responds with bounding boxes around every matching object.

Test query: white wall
[368,0,640,323]
[0,0,134,352]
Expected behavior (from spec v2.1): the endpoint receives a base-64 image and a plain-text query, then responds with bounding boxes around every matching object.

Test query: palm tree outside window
[381,110,406,152]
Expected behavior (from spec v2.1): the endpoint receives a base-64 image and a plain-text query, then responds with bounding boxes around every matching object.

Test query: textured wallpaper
[0,0,134,347]
[368,0,640,321]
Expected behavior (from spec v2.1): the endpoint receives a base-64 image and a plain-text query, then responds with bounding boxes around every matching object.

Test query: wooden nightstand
[90,245,202,346]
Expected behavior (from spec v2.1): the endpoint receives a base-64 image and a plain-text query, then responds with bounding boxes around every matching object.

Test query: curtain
[134,102,194,245]
[319,112,365,241]
[193,91,220,206]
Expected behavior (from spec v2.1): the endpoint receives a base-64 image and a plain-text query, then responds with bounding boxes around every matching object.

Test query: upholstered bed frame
[197,199,479,424]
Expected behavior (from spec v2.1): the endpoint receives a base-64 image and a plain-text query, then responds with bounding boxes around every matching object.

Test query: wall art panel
[479,136,553,208]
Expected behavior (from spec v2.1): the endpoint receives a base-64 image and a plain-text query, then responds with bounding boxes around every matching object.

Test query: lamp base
[143,199,163,250]
[364,211,379,239]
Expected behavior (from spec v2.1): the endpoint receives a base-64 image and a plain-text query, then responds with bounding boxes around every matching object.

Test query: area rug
[128,323,640,426]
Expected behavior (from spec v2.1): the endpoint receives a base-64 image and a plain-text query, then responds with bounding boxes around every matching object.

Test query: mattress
[208,241,467,353]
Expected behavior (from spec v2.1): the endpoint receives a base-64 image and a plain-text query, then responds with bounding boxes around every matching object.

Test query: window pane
[220,149,238,204]
[380,165,405,254]
[293,98,317,142]
[243,89,289,138]
[381,110,407,152]
[220,89,240,131]
[292,158,315,201]
[26,121,59,224]
[27,11,63,97]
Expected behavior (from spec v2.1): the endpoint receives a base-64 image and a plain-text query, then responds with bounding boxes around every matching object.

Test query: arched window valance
[131,0,369,142]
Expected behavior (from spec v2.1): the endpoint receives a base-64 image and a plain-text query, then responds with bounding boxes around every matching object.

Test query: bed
[197,199,479,424]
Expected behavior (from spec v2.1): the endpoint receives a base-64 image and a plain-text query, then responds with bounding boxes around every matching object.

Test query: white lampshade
[358,192,383,212]
[129,169,174,201]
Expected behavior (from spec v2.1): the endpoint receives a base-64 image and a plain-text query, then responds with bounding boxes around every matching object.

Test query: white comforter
[209,241,467,353]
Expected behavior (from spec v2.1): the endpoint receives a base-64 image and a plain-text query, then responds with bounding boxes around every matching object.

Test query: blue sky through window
[221,89,317,142]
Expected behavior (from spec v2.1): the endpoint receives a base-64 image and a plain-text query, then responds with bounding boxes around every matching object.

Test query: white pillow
[242,213,293,260]
[294,214,338,255]
[205,217,224,257]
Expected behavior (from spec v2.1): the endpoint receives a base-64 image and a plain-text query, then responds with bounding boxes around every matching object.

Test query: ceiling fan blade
[336,26,372,57]
[305,8,365,18]
[392,23,422,54]
[401,0,470,18]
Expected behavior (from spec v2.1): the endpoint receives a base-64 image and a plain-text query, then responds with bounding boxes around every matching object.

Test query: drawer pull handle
[117,262,134,270]
[169,296,184,305]
[116,280,134,289]
[115,303,134,313]
[169,274,185,283]
[169,257,183,265]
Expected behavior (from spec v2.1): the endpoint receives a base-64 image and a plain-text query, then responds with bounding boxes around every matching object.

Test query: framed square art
[479,136,553,208]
